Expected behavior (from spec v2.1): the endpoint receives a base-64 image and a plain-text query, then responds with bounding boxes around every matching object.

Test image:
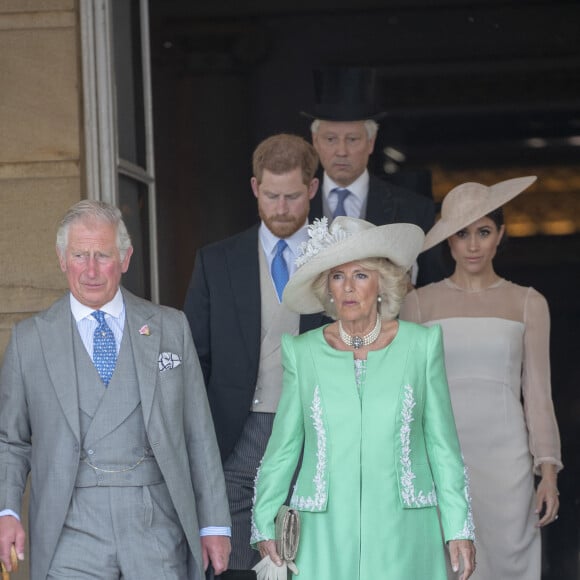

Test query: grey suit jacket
[0,289,230,580]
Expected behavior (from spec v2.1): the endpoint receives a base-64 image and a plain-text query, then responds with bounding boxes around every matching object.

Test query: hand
[257,539,282,566]
[0,516,25,572]
[201,535,231,575]
[535,463,560,527]
[448,539,476,580]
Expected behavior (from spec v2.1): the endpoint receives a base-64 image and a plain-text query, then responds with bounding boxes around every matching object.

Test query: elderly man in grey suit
[0,201,231,579]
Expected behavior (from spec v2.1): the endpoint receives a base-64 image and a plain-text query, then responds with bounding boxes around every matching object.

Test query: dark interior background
[149,1,580,577]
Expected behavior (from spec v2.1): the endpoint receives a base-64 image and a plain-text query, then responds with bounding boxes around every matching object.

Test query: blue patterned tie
[91,310,117,386]
[271,239,289,301]
[332,188,351,218]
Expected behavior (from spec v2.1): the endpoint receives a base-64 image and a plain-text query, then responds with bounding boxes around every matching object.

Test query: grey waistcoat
[72,322,163,487]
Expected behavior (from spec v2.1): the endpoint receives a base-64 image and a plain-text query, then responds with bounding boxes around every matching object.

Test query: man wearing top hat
[305,67,444,286]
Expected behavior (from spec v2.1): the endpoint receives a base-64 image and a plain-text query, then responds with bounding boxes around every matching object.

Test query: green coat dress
[251,321,474,579]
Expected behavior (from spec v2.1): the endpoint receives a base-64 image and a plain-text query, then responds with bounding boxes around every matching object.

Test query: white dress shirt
[321,169,370,219]
[259,220,310,300]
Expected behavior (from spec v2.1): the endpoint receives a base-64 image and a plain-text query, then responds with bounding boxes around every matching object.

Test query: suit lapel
[36,295,81,442]
[367,322,411,395]
[308,184,324,221]
[123,289,161,428]
[365,176,397,225]
[227,227,261,364]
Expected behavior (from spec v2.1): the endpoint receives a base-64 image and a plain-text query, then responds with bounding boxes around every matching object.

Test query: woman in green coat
[251,217,476,579]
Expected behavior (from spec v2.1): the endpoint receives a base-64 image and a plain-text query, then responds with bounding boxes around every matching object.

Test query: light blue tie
[271,239,289,301]
[91,310,117,386]
[332,188,351,218]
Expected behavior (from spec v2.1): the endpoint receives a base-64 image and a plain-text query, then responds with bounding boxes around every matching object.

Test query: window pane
[113,0,146,166]
[119,175,151,299]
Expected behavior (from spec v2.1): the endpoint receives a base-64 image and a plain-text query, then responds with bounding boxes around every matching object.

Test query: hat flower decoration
[296,217,350,268]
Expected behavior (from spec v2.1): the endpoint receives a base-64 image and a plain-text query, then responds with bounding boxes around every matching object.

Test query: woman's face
[447,216,505,276]
[328,261,380,324]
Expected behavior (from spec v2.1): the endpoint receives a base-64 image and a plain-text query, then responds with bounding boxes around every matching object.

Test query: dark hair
[486,207,504,230]
[486,207,507,250]
[252,133,319,185]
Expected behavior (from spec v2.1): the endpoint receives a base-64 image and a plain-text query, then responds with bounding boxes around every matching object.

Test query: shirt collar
[322,169,369,202]
[70,288,124,322]
[259,221,310,259]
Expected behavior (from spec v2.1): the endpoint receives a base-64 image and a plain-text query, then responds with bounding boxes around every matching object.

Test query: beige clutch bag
[253,505,301,578]
[275,505,300,565]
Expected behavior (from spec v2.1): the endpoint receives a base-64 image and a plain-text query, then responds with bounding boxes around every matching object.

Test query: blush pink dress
[400,278,562,579]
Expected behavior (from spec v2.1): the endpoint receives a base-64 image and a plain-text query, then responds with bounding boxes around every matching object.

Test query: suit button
[88,449,94,455]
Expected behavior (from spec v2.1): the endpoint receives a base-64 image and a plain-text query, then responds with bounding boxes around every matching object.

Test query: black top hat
[301,67,386,121]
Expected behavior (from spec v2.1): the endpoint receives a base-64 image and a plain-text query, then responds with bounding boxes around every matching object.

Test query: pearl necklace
[338,314,382,349]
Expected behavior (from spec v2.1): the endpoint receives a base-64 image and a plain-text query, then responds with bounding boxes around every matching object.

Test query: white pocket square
[158,352,182,372]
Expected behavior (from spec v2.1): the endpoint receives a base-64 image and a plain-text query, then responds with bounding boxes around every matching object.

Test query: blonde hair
[311,257,408,321]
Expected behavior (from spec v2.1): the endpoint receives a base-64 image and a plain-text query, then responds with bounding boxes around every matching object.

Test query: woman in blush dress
[400,176,563,579]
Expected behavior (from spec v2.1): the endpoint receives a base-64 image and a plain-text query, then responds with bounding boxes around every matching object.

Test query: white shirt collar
[69,288,124,322]
[259,221,309,275]
[322,169,370,202]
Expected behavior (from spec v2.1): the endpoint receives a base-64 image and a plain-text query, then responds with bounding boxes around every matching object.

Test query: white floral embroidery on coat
[400,384,438,508]
[450,462,476,541]
[290,386,328,511]
[250,460,269,544]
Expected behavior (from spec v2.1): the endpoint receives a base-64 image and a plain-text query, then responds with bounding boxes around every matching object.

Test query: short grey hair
[311,257,408,321]
[310,118,379,140]
[56,200,132,260]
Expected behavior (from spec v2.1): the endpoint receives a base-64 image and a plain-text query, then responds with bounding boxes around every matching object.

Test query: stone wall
[0,0,82,359]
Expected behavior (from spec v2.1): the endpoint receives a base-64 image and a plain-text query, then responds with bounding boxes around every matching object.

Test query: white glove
[252,554,299,579]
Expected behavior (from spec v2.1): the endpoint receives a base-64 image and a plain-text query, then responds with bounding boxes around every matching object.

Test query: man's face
[58,219,133,309]
[312,120,376,187]
[251,167,318,238]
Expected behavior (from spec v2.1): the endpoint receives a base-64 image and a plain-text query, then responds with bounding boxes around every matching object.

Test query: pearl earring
[329,296,334,303]
[377,296,382,303]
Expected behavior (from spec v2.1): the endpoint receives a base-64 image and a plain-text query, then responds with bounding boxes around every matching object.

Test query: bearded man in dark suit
[184,134,327,571]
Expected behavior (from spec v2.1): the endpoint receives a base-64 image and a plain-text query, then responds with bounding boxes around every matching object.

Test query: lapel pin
[139,324,151,336]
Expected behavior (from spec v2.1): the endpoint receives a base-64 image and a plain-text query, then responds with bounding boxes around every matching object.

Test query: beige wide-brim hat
[423,175,537,251]
[283,216,424,314]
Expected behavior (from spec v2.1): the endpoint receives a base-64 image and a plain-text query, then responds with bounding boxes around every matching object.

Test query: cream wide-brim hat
[283,216,424,314]
[423,176,537,251]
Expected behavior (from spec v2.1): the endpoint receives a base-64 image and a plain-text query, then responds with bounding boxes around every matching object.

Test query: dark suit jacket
[309,174,445,286]
[183,225,328,461]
